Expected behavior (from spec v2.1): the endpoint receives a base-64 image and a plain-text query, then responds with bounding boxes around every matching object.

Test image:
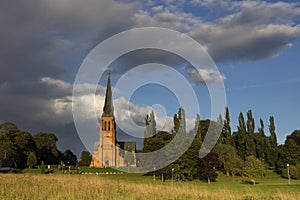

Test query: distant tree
[11,130,37,168]
[33,132,59,165]
[287,130,300,146]
[246,110,255,136]
[27,152,37,168]
[141,131,173,174]
[213,143,243,176]
[144,111,157,138]
[62,149,77,165]
[243,156,265,184]
[255,118,266,161]
[223,107,232,145]
[191,114,201,137]
[235,112,247,160]
[268,116,278,167]
[172,114,180,134]
[0,122,18,139]
[246,110,256,157]
[0,133,15,159]
[277,139,300,169]
[198,152,219,183]
[78,151,92,166]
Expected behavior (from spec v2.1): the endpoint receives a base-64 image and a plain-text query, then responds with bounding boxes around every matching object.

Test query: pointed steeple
[102,70,114,117]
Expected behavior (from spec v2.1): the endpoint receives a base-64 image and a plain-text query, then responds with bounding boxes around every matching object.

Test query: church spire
[102,70,114,117]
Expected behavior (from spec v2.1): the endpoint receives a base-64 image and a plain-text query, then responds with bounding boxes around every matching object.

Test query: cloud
[185,67,226,84]
[1,0,299,154]
[134,1,300,62]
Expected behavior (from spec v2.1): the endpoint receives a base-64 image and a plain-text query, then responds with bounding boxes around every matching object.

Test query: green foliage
[281,163,300,179]
[33,132,59,165]
[9,130,36,168]
[61,149,77,165]
[27,152,37,168]
[287,130,300,146]
[198,152,219,183]
[78,151,92,166]
[235,112,247,160]
[222,107,231,145]
[243,156,265,179]
[213,143,243,176]
[0,132,15,159]
[245,110,256,157]
[277,139,300,169]
[267,116,278,167]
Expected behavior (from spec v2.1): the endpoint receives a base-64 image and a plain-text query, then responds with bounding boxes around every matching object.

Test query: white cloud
[185,68,226,84]
[42,77,197,138]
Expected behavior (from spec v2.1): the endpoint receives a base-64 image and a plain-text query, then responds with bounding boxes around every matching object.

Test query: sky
[0,0,299,156]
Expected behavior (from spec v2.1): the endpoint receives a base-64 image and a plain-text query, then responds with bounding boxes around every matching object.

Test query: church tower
[100,71,116,167]
[90,71,117,167]
[90,71,136,168]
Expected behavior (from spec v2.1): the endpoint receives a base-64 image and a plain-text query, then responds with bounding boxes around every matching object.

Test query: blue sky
[0,0,299,154]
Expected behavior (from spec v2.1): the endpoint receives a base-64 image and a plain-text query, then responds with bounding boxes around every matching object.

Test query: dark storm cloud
[0,0,139,153]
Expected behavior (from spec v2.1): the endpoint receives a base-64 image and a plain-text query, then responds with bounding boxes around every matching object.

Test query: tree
[33,132,59,165]
[256,118,266,161]
[198,152,219,183]
[172,114,179,134]
[235,112,247,160]
[287,130,300,146]
[243,156,265,184]
[268,116,278,167]
[277,139,300,169]
[11,130,37,168]
[0,133,15,159]
[213,143,243,176]
[61,149,77,165]
[78,151,92,166]
[223,107,232,145]
[27,152,37,168]
[145,111,157,138]
[246,110,256,157]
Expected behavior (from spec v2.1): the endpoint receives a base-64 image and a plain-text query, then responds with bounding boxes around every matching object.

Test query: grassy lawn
[0,170,299,199]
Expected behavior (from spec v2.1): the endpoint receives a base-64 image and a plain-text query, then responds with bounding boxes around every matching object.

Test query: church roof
[102,71,114,117]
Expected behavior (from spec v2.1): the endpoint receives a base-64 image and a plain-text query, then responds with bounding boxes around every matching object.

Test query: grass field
[1,170,300,200]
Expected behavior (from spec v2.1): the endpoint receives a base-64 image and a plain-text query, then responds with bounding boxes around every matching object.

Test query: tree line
[141,107,300,182]
[0,123,91,169]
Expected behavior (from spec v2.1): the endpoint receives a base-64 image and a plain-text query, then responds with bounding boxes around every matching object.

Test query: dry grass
[0,174,299,200]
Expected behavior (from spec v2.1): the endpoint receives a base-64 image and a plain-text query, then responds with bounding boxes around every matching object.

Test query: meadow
[1,170,300,200]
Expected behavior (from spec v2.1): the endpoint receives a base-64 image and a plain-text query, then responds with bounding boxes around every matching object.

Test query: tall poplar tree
[268,116,278,167]
[246,110,256,157]
[236,112,246,160]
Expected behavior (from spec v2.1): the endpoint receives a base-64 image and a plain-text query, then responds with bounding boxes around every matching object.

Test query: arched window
[108,121,111,131]
[104,121,107,131]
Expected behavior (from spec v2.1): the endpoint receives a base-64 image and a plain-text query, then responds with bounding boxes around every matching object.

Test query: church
[90,72,136,168]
